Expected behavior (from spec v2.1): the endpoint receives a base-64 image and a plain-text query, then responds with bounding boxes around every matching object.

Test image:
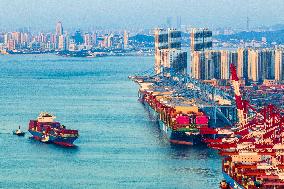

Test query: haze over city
[1,1,284,189]
[1,0,284,30]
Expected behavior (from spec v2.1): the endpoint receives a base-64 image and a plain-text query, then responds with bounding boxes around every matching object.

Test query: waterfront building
[73,30,84,45]
[123,30,129,49]
[107,34,113,48]
[92,33,97,47]
[68,39,76,51]
[154,28,186,76]
[58,35,65,51]
[20,32,29,44]
[160,48,187,76]
[191,51,203,79]
[191,50,222,80]
[190,28,212,52]
[7,39,16,50]
[11,32,21,45]
[39,33,46,43]
[84,33,92,46]
[4,33,11,45]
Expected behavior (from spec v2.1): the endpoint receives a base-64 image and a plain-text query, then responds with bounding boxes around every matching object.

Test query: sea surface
[0,54,222,189]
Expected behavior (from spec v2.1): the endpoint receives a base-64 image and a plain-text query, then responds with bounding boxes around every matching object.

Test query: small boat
[13,126,25,136]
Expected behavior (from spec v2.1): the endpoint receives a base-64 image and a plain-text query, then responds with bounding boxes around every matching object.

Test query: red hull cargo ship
[28,112,79,147]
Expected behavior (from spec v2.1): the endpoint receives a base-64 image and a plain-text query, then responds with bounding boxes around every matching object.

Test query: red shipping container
[176,116,189,125]
[195,116,209,125]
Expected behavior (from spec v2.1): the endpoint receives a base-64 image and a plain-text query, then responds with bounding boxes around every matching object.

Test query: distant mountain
[215,30,284,44]
[129,34,154,43]
[271,24,284,31]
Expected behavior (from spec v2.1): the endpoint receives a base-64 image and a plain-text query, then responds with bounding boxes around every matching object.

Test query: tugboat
[13,126,25,136]
[219,180,230,189]
[28,112,79,147]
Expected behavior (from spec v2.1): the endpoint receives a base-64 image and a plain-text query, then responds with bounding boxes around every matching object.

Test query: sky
[0,0,284,31]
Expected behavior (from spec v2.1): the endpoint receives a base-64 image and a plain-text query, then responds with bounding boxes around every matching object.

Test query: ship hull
[143,100,202,145]
[29,130,78,147]
[222,172,244,189]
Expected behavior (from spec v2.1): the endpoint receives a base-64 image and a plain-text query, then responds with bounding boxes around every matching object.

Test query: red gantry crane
[215,64,284,189]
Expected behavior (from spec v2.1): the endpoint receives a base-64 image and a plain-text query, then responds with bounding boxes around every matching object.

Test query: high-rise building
[248,49,261,82]
[191,51,213,80]
[220,50,237,79]
[261,49,274,80]
[20,32,29,44]
[160,48,187,75]
[4,33,11,45]
[11,32,21,44]
[107,34,113,48]
[56,21,63,36]
[92,33,97,46]
[204,50,222,80]
[39,33,46,43]
[190,28,212,52]
[154,28,186,76]
[248,49,275,82]
[211,50,222,79]
[73,30,83,45]
[84,33,92,46]
[220,50,230,80]
[191,51,202,79]
[7,39,16,50]
[58,35,65,50]
[237,48,249,80]
[123,30,129,49]
[275,49,284,81]
[191,50,222,80]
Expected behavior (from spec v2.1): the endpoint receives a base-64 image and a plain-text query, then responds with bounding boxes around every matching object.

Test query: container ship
[129,77,233,146]
[28,112,79,147]
[141,88,209,145]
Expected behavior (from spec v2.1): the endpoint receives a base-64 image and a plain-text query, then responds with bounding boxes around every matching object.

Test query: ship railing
[60,133,79,137]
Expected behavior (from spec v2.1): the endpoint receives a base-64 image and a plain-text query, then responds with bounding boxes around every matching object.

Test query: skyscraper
[190,28,212,52]
[107,34,113,48]
[123,30,129,49]
[4,33,11,45]
[7,39,16,50]
[191,50,223,80]
[275,49,284,81]
[261,49,274,80]
[248,49,275,83]
[211,50,222,79]
[237,48,249,80]
[92,33,97,47]
[220,50,237,80]
[248,49,261,82]
[84,33,92,46]
[154,28,187,76]
[58,35,65,50]
[56,21,63,36]
[191,51,202,79]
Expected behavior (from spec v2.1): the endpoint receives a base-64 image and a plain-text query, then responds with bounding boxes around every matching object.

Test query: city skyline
[1,0,284,31]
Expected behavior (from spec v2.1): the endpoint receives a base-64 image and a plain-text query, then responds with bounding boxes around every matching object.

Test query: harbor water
[0,54,222,189]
